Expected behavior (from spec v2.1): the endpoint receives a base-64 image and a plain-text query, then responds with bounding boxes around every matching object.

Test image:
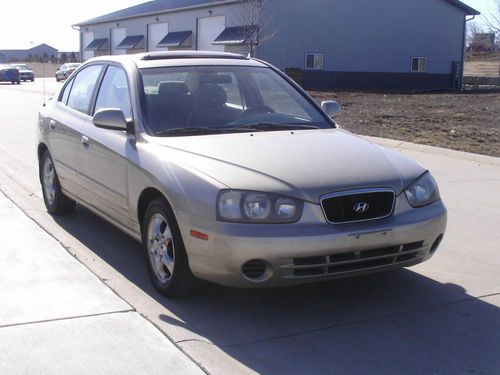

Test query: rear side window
[94,66,132,118]
[67,65,102,115]
[60,78,74,105]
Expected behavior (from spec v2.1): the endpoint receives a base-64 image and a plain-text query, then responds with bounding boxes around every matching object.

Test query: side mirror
[321,100,341,118]
[93,108,129,132]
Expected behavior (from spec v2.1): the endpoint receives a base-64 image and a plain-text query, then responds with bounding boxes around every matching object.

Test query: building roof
[75,0,240,26]
[443,0,480,15]
[75,0,479,27]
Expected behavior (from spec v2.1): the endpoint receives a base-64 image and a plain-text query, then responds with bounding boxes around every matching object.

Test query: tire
[55,76,60,82]
[40,150,75,215]
[142,197,196,298]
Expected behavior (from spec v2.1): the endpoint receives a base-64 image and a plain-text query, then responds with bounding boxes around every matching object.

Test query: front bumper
[178,196,447,288]
[20,73,34,80]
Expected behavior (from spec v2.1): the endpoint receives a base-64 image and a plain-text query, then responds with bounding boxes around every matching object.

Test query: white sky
[0,0,496,51]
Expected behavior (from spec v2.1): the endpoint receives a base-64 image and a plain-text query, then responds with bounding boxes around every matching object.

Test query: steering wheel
[236,105,275,120]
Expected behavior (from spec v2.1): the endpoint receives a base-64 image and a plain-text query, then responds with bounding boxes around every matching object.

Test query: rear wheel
[40,150,75,215]
[142,198,196,298]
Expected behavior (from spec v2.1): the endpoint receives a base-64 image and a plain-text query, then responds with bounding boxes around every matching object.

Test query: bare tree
[483,0,499,35]
[235,0,276,57]
[466,20,483,47]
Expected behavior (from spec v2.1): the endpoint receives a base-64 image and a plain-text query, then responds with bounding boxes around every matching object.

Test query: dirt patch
[310,91,500,157]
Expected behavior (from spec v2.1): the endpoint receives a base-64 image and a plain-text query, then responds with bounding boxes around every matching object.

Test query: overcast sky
[0,0,496,51]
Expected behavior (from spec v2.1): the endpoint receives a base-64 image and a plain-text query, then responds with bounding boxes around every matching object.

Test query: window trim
[410,57,427,73]
[305,53,325,70]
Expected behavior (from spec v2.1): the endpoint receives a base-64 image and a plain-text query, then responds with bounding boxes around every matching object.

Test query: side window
[60,77,74,105]
[411,57,427,73]
[305,53,324,70]
[94,66,132,118]
[67,65,103,115]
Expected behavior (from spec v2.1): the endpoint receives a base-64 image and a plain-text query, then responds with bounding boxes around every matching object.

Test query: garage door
[82,32,94,61]
[148,22,169,52]
[197,16,225,52]
[111,28,127,55]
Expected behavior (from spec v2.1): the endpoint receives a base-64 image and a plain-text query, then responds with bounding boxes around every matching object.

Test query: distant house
[0,44,59,63]
[467,33,496,53]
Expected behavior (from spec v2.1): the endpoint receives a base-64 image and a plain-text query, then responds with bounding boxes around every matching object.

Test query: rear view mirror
[321,101,341,118]
[93,108,129,131]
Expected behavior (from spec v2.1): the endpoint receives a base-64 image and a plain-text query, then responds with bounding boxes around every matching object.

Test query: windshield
[140,65,332,136]
[15,65,29,70]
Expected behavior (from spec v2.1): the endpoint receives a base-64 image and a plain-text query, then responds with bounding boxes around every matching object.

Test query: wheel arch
[137,187,174,233]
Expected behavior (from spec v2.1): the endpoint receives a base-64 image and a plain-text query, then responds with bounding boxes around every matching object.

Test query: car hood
[150,129,425,203]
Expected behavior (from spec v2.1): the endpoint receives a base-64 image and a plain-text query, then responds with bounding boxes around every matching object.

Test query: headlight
[217,190,303,223]
[404,172,440,208]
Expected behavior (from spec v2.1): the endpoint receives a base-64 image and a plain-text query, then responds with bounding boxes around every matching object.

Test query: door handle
[81,135,89,147]
[49,120,56,130]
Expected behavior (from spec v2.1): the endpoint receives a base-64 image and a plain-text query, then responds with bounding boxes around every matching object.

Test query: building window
[411,57,427,73]
[305,53,324,70]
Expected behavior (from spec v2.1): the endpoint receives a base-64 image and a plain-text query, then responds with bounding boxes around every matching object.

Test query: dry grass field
[310,91,500,157]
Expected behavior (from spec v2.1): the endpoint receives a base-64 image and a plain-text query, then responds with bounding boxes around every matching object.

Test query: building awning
[85,38,108,51]
[213,25,258,46]
[157,31,192,48]
[116,35,144,49]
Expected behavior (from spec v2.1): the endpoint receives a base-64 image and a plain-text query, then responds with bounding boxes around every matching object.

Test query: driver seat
[188,84,233,127]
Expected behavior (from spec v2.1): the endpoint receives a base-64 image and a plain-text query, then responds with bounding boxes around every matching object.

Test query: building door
[197,16,225,51]
[111,28,127,55]
[148,22,169,52]
[82,32,94,61]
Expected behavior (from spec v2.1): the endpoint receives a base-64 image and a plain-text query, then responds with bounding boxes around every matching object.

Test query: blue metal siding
[258,0,466,74]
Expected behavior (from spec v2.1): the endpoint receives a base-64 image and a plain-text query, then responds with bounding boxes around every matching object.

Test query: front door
[79,65,134,230]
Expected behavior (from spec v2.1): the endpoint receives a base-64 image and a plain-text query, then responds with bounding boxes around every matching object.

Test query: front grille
[321,189,395,224]
[283,241,425,278]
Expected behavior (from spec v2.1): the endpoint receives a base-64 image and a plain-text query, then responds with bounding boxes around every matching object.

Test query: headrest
[198,84,227,108]
[158,81,189,97]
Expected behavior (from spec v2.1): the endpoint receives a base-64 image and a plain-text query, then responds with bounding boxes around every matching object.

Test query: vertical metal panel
[197,16,226,51]
[82,32,94,61]
[147,22,169,51]
[111,28,127,55]
[258,0,466,74]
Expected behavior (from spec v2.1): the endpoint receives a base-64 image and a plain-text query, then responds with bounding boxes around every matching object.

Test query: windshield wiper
[154,127,220,136]
[154,126,255,137]
[224,123,322,132]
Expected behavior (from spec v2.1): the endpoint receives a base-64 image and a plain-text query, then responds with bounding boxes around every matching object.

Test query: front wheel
[40,150,75,215]
[142,198,196,298]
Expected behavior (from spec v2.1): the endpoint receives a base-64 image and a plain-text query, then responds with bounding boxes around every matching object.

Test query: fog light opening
[430,234,444,254]
[241,259,272,281]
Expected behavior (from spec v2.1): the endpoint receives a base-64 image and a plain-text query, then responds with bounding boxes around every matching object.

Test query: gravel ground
[310,91,500,157]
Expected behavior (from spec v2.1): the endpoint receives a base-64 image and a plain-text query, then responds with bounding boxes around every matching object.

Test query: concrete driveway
[0,79,498,374]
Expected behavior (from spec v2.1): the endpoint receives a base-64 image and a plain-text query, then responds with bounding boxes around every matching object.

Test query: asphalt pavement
[0,79,499,374]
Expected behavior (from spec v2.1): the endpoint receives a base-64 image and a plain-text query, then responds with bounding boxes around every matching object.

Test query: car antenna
[42,57,46,107]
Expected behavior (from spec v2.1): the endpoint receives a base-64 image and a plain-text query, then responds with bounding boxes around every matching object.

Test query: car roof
[87,51,268,69]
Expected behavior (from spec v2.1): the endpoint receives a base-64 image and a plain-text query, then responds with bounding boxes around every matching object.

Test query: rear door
[78,64,135,229]
[47,64,103,200]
